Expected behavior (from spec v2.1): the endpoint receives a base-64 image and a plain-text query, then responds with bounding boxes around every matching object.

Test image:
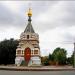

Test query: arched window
[27,35,29,39]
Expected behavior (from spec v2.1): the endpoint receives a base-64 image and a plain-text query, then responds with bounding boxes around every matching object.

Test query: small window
[34,50,38,54]
[27,35,29,39]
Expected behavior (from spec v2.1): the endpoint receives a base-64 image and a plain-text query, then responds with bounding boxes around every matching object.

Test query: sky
[0,1,75,57]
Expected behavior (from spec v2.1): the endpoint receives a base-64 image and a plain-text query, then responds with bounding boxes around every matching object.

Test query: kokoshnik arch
[15,8,41,66]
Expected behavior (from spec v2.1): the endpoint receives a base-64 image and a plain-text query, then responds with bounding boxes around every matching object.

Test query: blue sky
[0,1,75,57]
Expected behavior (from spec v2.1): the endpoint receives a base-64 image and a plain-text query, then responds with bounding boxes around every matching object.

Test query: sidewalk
[0,65,75,71]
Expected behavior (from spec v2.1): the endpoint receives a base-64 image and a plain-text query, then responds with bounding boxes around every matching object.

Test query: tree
[52,47,67,65]
[48,54,54,65]
[66,57,72,65]
[48,54,54,61]
[41,56,49,66]
[0,38,19,65]
[66,52,74,66]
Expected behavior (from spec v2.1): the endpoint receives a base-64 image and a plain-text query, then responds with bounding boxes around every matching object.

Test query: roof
[24,21,35,33]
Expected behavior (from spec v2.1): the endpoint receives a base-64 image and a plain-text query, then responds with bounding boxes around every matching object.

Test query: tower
[15,8,41,66]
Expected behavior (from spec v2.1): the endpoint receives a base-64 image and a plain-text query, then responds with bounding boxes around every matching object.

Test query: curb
[0,67,75,71]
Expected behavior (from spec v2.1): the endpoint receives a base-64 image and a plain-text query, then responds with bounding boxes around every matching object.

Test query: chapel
[15,8,41,66]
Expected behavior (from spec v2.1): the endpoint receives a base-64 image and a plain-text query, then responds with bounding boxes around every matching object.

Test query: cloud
[0,1,75,57]
[0,4,14,25]
[34,1,75,32]
[40,26,74,57]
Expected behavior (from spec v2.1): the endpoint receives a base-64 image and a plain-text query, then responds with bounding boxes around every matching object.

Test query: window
[17,50,21,54]
[27,35,29,39]
[34,50,38,54]
[22,50,24,54]
[31,50,33,55]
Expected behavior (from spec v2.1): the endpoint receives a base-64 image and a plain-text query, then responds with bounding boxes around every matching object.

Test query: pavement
[0,65,75,71]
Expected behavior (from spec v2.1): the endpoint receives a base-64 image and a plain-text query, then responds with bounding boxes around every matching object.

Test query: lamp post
[73,42,75,68]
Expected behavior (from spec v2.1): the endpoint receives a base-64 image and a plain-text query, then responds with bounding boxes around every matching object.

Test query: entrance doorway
[24,47,31,62]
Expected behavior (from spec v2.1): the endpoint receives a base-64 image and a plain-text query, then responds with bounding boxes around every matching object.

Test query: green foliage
[52,47,67,65]
[41,56,49,66]
[66,52,74,66]
[66,57,72,65]
[48,54,54,61]
[0,38,19,65]
[41,47,67,66]
[20,60,26,66]
[43,59,49,66]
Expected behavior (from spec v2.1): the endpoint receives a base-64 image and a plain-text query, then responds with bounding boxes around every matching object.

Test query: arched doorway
[24,47,31,62]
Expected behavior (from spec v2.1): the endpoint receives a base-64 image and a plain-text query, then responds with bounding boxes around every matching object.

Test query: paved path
[0,65,75,71]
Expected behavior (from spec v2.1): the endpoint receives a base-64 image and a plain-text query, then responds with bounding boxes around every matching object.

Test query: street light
[73,42,75,68]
